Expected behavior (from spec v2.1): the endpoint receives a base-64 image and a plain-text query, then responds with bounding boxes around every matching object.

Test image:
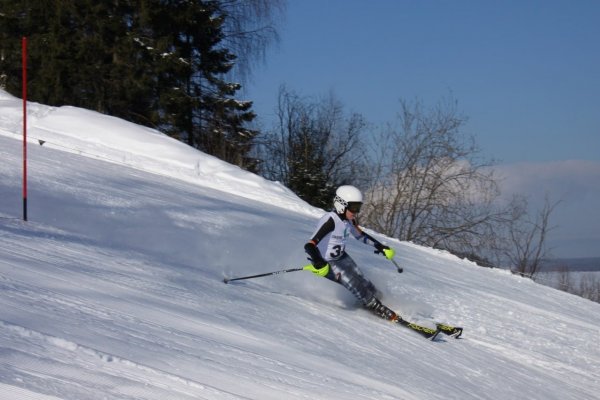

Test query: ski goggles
[347,202,363,213]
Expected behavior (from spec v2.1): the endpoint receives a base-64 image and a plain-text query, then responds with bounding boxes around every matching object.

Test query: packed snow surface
[1,90,599,399]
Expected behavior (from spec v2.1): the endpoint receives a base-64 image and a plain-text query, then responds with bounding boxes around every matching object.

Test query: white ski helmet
[333,185,363,213]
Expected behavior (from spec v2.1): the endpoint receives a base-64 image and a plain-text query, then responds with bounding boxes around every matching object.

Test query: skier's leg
[345,263,379,297]
[330,255,381,304]
[330,255,398,321]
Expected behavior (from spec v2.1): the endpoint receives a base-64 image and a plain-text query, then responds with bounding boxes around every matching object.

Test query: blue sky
[245,1,600,258]
[246,0,600,164]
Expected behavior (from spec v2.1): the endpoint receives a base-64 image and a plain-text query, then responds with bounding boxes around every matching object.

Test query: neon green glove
[303,263,330,277]
[383,247,395,260]
[375,243,396,260]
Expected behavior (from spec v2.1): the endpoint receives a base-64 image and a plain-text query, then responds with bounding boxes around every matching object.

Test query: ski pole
[391,258,404,273]
[223,267,305,284]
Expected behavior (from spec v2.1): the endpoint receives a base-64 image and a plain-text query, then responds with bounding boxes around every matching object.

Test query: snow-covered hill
[1,90,599,400]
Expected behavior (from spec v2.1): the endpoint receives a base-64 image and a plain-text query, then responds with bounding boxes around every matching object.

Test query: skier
[304,185,399,321]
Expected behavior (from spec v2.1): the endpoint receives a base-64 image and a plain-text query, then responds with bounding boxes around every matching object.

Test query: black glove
[304,242,327,268]
[374,242,388,255]
[311,256,327,269]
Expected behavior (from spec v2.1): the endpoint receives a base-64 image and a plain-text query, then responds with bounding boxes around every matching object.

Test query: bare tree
[503,195,559,278]
[258,86,368,208]
[361,97,507,258]
[578,274,600,302]
[219,0,285,84]
[556,265,573,293]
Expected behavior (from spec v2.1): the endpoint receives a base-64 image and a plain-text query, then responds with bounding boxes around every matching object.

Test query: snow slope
[1,90,599,399]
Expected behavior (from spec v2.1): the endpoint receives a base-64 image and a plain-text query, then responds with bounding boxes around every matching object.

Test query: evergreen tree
[286,118,334,208]
[0,0,259,170]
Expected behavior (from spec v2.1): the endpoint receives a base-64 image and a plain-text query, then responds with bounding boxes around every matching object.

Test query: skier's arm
[304,241,327,268]
[304,217,335,268]
[351,218,395,260]
[350,217,379,246]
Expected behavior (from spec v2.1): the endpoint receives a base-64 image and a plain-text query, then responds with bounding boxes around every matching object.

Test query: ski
[369,303,440,340]
[394,317,442,340]
[435,323,463,338]
[370,302,461,340]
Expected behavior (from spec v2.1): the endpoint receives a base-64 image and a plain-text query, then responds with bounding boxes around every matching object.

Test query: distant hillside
[541,258,600,272]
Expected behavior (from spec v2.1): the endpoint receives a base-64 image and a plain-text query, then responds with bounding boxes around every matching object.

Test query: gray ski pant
[328,253,378,306]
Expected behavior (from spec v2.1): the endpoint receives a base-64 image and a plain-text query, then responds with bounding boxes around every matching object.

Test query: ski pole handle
[223,267,305,284]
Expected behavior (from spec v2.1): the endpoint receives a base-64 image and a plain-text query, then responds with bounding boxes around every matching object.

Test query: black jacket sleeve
[304,216,335,268]
[304,242,327,268]
[351,218,383,248]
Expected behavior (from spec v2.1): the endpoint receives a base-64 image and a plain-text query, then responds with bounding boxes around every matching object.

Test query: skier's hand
[375,243,395,260]
[383,247,395,260]
[303,263,330,277]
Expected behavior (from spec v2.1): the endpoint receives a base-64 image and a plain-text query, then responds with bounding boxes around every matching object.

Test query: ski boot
[367,298,399,321]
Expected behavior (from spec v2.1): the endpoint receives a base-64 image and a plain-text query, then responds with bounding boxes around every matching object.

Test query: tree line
[0,0,283,171]
[258,87,559,278]
[1,1,559,279]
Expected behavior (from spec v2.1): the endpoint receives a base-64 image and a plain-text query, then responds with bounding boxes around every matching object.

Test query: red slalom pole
[22,36,28,221]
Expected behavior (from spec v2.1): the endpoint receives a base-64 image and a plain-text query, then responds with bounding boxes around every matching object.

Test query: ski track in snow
[0,218,417,400]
